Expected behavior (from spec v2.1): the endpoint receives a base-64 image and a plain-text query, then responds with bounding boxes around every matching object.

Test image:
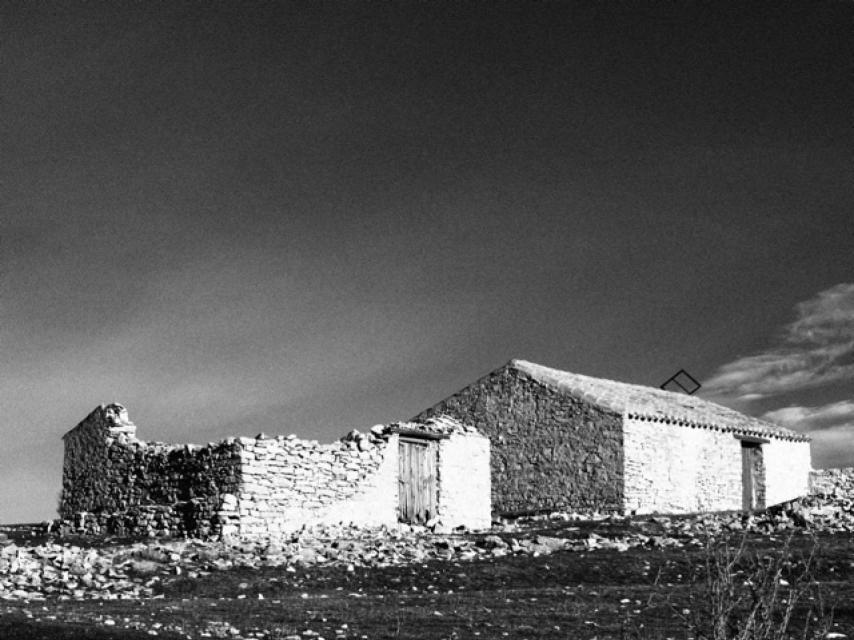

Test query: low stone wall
[809,468,854,496]
[225,430,399,537]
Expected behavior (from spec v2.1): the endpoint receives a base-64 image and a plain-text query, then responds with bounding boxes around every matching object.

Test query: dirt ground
[0,524,852,640]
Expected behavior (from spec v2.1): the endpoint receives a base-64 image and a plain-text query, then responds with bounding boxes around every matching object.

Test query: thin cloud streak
[761,400,854,433]
[760,400,854,470]
[702,283,854,402]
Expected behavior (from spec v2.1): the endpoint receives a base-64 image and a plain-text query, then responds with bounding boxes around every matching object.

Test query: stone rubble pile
[0,521,672,603]
[4,474,854,604]
[0,538,156,601]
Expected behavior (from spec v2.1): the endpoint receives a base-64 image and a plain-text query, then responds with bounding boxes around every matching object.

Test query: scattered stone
[2,471,854,608]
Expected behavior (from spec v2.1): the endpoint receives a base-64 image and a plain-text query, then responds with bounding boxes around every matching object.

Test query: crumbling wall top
[62,403,137,441]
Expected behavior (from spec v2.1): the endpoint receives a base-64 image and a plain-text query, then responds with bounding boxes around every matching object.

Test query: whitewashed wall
[763,437,811,506]
[437,432,491,529]
[225,433,399,537]
[623,418,743,514]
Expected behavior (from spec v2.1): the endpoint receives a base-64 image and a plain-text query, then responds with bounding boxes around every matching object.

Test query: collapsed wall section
[60,405,402,538]
[60,404,240,537]
[809,467,854,496]
[225,430,398,537]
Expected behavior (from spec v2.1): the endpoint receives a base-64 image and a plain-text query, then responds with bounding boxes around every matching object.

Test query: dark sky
[3,1,854,522]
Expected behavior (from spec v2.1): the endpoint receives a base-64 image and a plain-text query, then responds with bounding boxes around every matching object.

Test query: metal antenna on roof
[660,369,701,395]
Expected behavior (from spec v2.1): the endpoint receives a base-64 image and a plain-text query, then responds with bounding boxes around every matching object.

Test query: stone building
[414,359,812,516]
[59,405,490,538]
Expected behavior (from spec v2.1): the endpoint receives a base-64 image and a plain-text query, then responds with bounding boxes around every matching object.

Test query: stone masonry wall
[809,467,854,496]
[60,405,240,537]
[623,417,743,514]
[414,365,624,514]
[62,406,490,538]
[763,437,811,506]
[226,430,398,537]
[61,407,400,538]
[436,432,491,529]
[623,418,811,514]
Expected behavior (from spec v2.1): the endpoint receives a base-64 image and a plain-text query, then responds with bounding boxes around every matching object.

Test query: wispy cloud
[761,400,854,433]
[702,283,854,402]
[760,400,854,469]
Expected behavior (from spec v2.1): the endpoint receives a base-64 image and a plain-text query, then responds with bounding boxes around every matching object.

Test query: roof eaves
[625,411,810,442]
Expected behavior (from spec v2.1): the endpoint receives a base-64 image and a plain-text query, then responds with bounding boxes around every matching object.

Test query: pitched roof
[510,360,809,442]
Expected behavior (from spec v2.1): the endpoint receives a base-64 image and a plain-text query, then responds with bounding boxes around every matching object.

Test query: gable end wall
[414,366,624,514]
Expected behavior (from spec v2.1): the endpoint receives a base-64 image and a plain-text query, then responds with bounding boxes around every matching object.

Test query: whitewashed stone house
[414,359,812,516]
[60,405,490,538]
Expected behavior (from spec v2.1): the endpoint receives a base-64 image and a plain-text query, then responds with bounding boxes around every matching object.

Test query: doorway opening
[397,436,439,524]
[740,440,766,511]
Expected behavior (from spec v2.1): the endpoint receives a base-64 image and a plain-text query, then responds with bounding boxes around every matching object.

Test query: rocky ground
[0,490,851,638]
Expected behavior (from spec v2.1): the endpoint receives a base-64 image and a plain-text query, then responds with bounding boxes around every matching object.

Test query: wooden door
[398,438,438,524]
[741,443,755,510]
[741,443,765,511]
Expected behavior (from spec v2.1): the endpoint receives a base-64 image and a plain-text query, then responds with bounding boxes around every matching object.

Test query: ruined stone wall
[809,467,854,496]
[60,405,240,537]
[226,430,399,537]
[623,417,743,514]
[414,365,624,514]
[436,432,491,529]
[61,406,491,538]
[763,437,811,506]
[61,408,399,538]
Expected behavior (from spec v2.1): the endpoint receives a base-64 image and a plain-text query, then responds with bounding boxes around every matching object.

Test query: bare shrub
[679,534,834,640]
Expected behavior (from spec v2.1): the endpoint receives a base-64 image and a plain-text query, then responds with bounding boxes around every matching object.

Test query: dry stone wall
[414,365,624,514]
[60,406,401,538]
[61,405,490,538]
[809,467,854,496]
[225,430,398,537]
[60,405,240,537]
